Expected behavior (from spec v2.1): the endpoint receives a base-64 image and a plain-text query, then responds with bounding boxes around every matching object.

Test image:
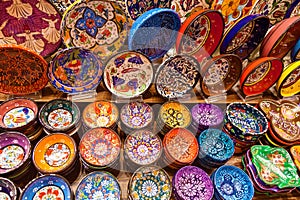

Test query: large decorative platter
[61,0,128,60]
[104,51,153,98]
[220,14,269,60]
[155,55,200,99]
[128,8,181,60]
[0,45,48,95]
[20,174,72,200]
[176,9,224,62]
[200,54,242,96]
[49,47,104,94]
[75,171,121,200]
[0,177,17,200]
[240,57,283,96]
[0,0,62,57]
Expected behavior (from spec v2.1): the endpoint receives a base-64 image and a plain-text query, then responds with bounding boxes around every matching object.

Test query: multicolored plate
[128,8,181,60]
[61,0,128,60]
[49,47,104,94]
[75,171,121,200]
[0,0,62,57]
[20,174,72,200]
[240,57,283,96]
[129,166,172,200]
[0,177,17,200]
[104,51,153,98]
[0,44,48,95]
[200,54,242,96]
[155,55,200,99]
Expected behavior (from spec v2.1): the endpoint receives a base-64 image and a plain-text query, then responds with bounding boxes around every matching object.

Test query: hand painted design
[3,107,35,128]
[290,145,300,171]
[41,18,60,44]
[171,0,210,20]
[44,143,71,167]
[203,58,230,85]
[36,0,57,15]
[0,192,10,200]
[33,186,64,200]
[282,67,300,87]
[4,0,33,19]
[227,22,253,52]
[244,62,270,85]
[191,104,224,128]
[16,29,44,54]
[49,0,76,14]
[0,145,24,169]
[47,109,73,129]
[0,21,17,45]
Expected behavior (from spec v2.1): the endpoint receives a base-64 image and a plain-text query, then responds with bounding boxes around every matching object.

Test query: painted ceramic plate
[200,54,242,96]
[129,166,172,200]
[240,57,283,96]
[120,102,153,129]
[20,174,72,200]
[276,60,300,97]
[128,8,181,60]
[176,9,224,62]
[191,103,224,128]
[49,0,76,14]
[76,171,121,200]
[212,165,254,200]
[291,39,300,62]
[0,0,61,57]
[39,99,80,132]
[155,55,200,99]
[0,132,31,175]
[33,133,77,174]
[173,166,214,200]
[0,177,17,200]
[220,14,269,60]
[0,44,48,95]
[49,47,104,94]
[79,127,121,167]
[61,0,128,60]
[125,129,162,165]
[104,51,153,98]
[82,101,119,129]
[291,145,300,172]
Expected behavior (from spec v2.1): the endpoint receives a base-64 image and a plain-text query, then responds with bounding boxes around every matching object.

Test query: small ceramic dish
[39,99,80,133]
[49,47,104,94]
[240,57,283,96]
[75,171,121,199]
[200,54,242,96]
[33,133,77,174]
[20,174,72,200]
[0,177,17,200]
[291,39,300,61]
[128,8,181,60]
[176,9,224,62]
[0,132,31,175]
[129,166,172,200]
[103,51,153,98]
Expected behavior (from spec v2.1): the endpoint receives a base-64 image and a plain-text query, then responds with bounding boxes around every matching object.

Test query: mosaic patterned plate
[220,14,269,60]
[0,44,48,95]
[61,0,128,60]
[176,9,224,62]
[276,60,300,97]
[155,55,200,99]
[125,129,162,165]
[79,127,121,167]
[120,102,153,129]
[212,165,254,200]
[39,99,80,132]
[291,39,300,62]
[191,103,224,128]
[251,145,300,188]
[49,0,76,14]
[129,166,172,200]
[0,177,17,200]
[240,57,283,96]
[128,8,181,60]
[33,133,77,174]
[0,132,31,175]
[49,47,104,94]
[173,166,214,200]
[104,51,153,98]
[75,171,121,200]
[200,54,242,96]
[20,174,72,200]
[0,0,62,57]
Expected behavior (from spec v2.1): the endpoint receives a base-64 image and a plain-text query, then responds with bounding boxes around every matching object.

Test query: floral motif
[3,107,35,128]
[191,104,224,127]
[0,192,10,200]
[0,145,24,169]
[244,62,270,86]
[33,186,64,200]
[47,109,73,129]
[203,58,230,85]
[44,143,71,167]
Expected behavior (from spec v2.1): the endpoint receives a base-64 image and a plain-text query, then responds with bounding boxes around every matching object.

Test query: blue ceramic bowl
[291,38,300,62]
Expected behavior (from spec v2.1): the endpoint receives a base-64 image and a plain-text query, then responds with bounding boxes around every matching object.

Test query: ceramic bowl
[173,166,214,200]
[291,38,300,61]
[0,132,31,175]
[75,171,121,200]
[290,145,300,171]
[0,177,17,200]
[39,99,80,133]
[20,174,72,200]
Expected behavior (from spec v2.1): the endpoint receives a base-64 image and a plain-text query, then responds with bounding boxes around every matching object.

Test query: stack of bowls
[163,128,198,169]
[0,98,42,142]
[223,102,268,153]
[39,99,81,136]
[0,177,18,200]
[196,129,234,169]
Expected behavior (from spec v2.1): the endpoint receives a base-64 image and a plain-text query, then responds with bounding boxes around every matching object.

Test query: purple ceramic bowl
[173,166,214,200]
[0,132,31,175]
